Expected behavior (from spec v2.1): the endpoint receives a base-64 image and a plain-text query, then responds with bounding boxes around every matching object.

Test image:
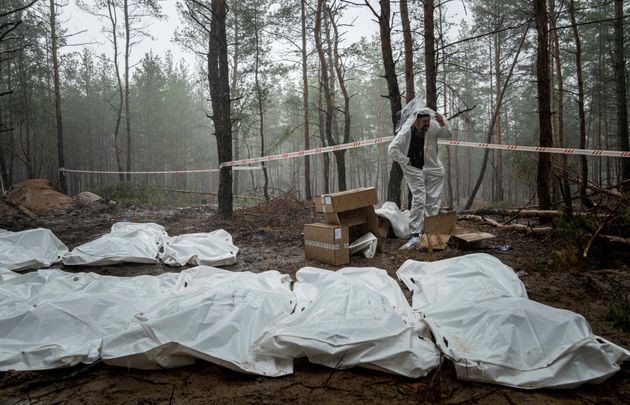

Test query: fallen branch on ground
[459,214,553,234]
[461,208,607,218]
[600,234,630,245]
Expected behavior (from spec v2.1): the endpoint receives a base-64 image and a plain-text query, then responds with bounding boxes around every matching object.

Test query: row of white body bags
[396,253,630,389]
[63,222,239,267]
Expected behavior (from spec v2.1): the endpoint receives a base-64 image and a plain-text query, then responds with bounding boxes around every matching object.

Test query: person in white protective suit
[388,101,452,249]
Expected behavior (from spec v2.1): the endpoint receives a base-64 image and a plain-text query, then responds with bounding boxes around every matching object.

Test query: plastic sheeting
[0,269,19,282]
[397,253,630,389]
[253,267,440,378]
[160,230,239,266]
[0,228,68,271]
[63,222,168,266]
[0,267,295,376]
[375,202,411,239]
[349,232,378,259]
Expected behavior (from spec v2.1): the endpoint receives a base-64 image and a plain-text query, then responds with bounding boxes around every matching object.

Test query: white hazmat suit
[388,100,451,242]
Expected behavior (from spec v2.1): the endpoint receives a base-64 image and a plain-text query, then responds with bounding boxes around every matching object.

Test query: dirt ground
[1,195,629,404]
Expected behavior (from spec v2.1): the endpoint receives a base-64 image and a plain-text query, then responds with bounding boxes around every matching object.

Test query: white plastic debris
[0,228,68,271]
[0,269,19,282]
[375,201,411,239]
[253,267,440,377]
[396,253,630,389]
[0,267,295,376]
[160,229,239,266]
[63,222,168,266]
[349,232,378,259]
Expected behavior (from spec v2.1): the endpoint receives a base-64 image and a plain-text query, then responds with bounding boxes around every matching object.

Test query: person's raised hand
[435,112,445,127]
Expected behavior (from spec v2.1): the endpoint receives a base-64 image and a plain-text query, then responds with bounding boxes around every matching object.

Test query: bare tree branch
[0,0,39,19]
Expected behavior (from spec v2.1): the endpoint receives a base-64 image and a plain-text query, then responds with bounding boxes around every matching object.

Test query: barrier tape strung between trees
[219,137,394,167]
[219,137,630,168]
[442,140,630,157]
[58,137,630,175]
[59,166,263,175]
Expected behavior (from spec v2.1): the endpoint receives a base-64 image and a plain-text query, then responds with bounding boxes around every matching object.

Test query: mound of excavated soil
[7,179,73,212]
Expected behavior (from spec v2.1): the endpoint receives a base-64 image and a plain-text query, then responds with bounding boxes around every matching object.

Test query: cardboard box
[452,228,496,243]
[304,223,350,266]
[420,212,456,250]
[314,187,378,213]
[419,212,496,250]
[314,188,382,238]
[324,205,381,234]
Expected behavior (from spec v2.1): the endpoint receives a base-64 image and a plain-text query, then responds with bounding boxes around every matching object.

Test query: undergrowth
[550,194,630,269]
[92,182,266,207]
[94,182,197,206]
[607,287,630,332]
[549,215,599,269]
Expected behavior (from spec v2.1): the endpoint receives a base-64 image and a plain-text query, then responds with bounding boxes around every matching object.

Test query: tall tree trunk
[596,35,603,186]
[533,0,552,211]
[465,24,529,210]
[549,0,572,214]
[487,38,496,203]
[317,78,330,194]
[301,0,311,200]
[328,5,350,191]
[124,0,131,181]
[49,0,66,194]
[17,52,34,178]
[365,0,403,204]
[0,110,8,192]
[208,0,232,218]
[604,109,611,185]
[424,0,437,110]
[569,0,591,208]
[604,108,611,184]
[253,13,269,201]
[612,0,629,191]
[107,0,125,182]
[400,0,414,102]
[493,31,503,204]
[0,59,8,190]
[230,1,241,196]
[438,5,452,208]
[315,0,339,191]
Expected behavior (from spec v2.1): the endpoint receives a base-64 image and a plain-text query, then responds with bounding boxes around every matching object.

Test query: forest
[1,1,630,403]
[0,0,628,217]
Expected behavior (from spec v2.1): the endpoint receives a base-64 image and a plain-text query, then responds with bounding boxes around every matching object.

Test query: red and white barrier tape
[59,166,263,175]
[440,140,630,158]
[220,137,394,167]
[219,137,630,168]
[61,138,630,174]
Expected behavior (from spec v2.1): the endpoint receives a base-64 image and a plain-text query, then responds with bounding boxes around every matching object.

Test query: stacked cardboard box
[304,187,381,266]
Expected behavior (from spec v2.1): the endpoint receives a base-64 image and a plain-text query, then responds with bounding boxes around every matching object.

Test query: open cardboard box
[420,211,496,250]
[324,206,383,239]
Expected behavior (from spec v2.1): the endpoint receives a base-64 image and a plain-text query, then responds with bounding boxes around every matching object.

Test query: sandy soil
[1,195,629,404]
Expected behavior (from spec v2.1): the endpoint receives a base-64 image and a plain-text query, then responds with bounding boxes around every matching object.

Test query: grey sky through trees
[63,1,468,72]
